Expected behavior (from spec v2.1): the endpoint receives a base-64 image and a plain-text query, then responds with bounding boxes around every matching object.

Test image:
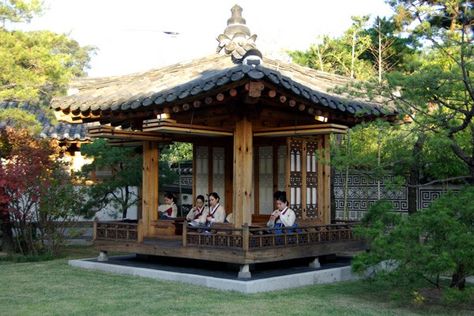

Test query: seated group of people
[158,190,296,230]
[185,192,228,226]
[158,192,227,225]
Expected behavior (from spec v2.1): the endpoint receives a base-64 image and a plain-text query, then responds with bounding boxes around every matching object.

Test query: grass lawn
[0,246,471,316]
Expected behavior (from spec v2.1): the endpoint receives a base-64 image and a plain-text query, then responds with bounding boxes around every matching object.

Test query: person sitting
[206,192,226,224]
[158,192,178,219]
[225,212,233,224]
[266,192,296,231]
[186,195,208,226]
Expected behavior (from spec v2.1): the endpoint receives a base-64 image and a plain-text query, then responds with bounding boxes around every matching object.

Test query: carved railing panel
[248,224,356,249]
[184,224,357,250]
[95,221,138,242]
[186,226,243,249]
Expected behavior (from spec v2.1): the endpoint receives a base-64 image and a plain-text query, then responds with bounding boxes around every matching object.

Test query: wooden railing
[184,224,244,249]
[248,224,355,249]
[94,221,140,242]
[183,223,357,250]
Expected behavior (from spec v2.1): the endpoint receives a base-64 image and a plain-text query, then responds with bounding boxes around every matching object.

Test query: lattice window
[287,138,321,220]
[288,139,303,218]
[305,140,318,218]
[195,146,209,197]
[258,146,274,214]
[212,147,226,207]
[277,145,287,191]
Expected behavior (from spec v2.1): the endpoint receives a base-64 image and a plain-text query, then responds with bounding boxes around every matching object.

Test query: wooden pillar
[92,219,97,241]
[232,117,253,227]
[137,219,144,243]
[224,142,234,213]
[319,134,331,224]
[182,222,187,247]
[141,141,159,237]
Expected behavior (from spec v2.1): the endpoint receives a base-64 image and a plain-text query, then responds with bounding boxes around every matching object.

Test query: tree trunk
[450,263,466,290]
[0,205,14,253]
[351,30,356,79]
[315,43,324,72]
[376,128,382,200]
[122,187,129,219]
[407,135,425,214]
[377,17,383,84]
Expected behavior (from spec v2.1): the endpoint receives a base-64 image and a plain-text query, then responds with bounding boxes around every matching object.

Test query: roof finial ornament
[217,5,259,62]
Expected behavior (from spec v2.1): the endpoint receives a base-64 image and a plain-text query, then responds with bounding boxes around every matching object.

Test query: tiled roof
[51,54,396,118]
[0,100,89,141]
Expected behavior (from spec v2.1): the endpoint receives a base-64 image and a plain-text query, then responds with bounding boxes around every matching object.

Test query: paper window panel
[212,147,226,207]
[258,146,274,214]
[195,146,209,198]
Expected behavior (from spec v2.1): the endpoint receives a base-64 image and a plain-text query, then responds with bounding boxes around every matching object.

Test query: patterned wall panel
[334,172,461,220]
[305,140,318,218]
[288,139,303,218]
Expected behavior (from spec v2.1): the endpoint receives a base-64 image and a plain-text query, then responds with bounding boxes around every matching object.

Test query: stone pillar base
[97,251,108,262]
[238,264,251,279]
[309,257,321,269]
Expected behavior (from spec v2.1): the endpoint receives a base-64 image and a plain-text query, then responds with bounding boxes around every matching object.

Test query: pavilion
[52,5,396,278]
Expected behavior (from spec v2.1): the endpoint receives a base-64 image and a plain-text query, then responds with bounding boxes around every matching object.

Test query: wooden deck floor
[94,221,366,265]
[94,237,366,265]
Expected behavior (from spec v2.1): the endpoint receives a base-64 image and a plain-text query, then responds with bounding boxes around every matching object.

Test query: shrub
[353,187,474,294]
[0,128,86,256]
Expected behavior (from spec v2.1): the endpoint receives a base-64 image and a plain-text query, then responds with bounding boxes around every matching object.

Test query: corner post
[242,223,249,251]
[92,218,97,241]
[182,222,187,247]
[137,219,144,243]
[232,116,253,227]
[142,141,159,237]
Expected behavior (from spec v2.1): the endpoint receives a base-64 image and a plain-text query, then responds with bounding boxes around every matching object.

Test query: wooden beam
[142,141,159,237]
[106,140,145,147]
[232,116,253,227]
[143,119,233,137]
[87,125,170,142]
[254,124,348,137]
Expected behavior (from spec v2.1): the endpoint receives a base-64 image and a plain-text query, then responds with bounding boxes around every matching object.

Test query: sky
[18,0,395,78]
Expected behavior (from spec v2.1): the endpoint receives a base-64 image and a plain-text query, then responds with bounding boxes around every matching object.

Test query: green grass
[0,246,471,316]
